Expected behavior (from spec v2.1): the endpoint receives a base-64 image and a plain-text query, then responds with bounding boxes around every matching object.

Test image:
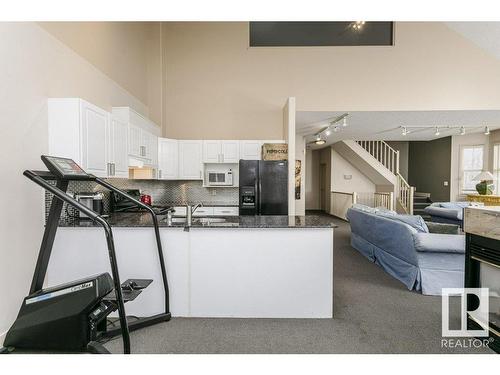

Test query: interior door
[319,163,326,212]
[80,101,108,177]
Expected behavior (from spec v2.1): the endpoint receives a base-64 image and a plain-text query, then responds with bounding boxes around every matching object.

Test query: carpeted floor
[105,214,492,354]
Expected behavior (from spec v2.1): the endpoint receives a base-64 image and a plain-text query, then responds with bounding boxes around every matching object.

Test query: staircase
[334,140,416,215]
[413,192,433,220]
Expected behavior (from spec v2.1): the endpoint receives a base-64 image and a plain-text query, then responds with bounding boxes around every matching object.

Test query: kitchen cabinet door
[203,140,221,163]
[158,138,178,179]
[109,116,129,178]
[239,140,262,160]
[179,140,203,180]
[80,101,109,177]
[129,124,142,158]
[221,141,239,163]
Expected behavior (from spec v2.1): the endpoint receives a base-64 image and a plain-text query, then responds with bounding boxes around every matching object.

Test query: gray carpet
[105,215,492,354]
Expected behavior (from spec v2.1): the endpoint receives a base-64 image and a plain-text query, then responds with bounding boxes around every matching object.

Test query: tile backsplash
[45,179,238,221]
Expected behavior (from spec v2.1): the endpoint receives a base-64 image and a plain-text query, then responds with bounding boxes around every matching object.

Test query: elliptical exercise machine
[3,155,170,354]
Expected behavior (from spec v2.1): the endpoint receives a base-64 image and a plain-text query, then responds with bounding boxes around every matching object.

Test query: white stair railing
[331,191,394,220]
[396,174,415,215]
[355,140,399,175]
[355,140,416,215]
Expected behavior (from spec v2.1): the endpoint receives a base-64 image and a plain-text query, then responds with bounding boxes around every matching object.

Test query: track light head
[401,126,408,136]
[434,127,440,136]
[342,117,348,127]
[460,126,466,136]
[485,126,490,135]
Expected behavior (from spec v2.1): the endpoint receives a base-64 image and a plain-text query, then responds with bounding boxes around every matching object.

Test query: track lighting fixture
[401,126,408,136]
[485,126,490,135]
[342,117,348,127]
[434,127,440,136]
[460,126,466,136]
[315,138,326,145]
[351,21,366,31]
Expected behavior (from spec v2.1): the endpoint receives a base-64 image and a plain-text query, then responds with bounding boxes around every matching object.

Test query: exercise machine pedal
[121,278,153,291]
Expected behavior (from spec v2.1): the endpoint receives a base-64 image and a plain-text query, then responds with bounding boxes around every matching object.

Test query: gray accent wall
[408,136,451,202]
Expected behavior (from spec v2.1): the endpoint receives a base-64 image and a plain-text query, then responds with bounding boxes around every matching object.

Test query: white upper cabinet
[239,141,262,160]
[48,98,110,178]
[112,107,160,168]
[128,124,142,158]
[80,101,109,177]
[221,141,239,163]
[108,115,129,178]
[158,138,179,179]
[179,140,203,180]
[203,140,239,163]
[203,140,221,163]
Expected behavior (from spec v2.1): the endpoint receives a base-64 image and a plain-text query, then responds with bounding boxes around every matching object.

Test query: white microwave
[207,170,233,186]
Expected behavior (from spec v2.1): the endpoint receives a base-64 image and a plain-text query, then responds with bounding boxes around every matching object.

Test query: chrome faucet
[186,203,203,226]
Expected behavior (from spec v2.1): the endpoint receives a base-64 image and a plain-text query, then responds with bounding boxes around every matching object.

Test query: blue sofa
[346,205,465,295]
[424,202,470,226]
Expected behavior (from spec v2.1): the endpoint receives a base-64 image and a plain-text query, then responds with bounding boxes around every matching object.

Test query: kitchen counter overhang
[57,213,338,229]
[50,214,335,319]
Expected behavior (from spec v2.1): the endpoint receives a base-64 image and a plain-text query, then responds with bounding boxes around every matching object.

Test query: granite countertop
[58,213,337,229]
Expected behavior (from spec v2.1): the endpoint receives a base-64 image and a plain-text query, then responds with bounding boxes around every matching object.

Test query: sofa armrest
[424,206,463,220]
[413,233,465,254]
[425,221,461,235]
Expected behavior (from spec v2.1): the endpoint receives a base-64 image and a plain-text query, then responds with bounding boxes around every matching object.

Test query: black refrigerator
[239,160,288,215]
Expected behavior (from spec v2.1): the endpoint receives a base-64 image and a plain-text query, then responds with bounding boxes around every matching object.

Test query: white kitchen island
[47,215,335,318]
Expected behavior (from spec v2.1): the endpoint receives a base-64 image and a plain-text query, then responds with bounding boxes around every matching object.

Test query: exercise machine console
[3,155,170,354]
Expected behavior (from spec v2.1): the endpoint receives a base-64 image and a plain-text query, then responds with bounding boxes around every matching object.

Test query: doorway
[319,163,327,212]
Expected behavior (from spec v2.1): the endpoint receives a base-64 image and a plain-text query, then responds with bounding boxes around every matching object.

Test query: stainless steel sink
[170,217,187,223]
[196,217,226,224]
[165,217,227,224]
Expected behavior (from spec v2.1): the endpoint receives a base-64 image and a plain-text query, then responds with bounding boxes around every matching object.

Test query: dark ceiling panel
[249,22,394,47]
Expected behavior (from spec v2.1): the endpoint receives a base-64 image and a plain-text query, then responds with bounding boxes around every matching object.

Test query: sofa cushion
[413,233,465,254]
[352,204,377,213]
[439,202,469,209]
[378,213,429,233]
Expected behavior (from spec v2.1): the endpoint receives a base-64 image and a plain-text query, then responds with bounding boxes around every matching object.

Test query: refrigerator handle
[258,179,261,215]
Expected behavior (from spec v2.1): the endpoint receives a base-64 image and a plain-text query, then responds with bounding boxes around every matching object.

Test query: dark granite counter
[58,213,337,229]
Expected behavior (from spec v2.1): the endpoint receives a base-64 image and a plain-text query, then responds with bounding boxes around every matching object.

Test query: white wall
[331,150,376,194]
[0,23,150,344]
[450,133,490,201]
[162,22,500,139]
